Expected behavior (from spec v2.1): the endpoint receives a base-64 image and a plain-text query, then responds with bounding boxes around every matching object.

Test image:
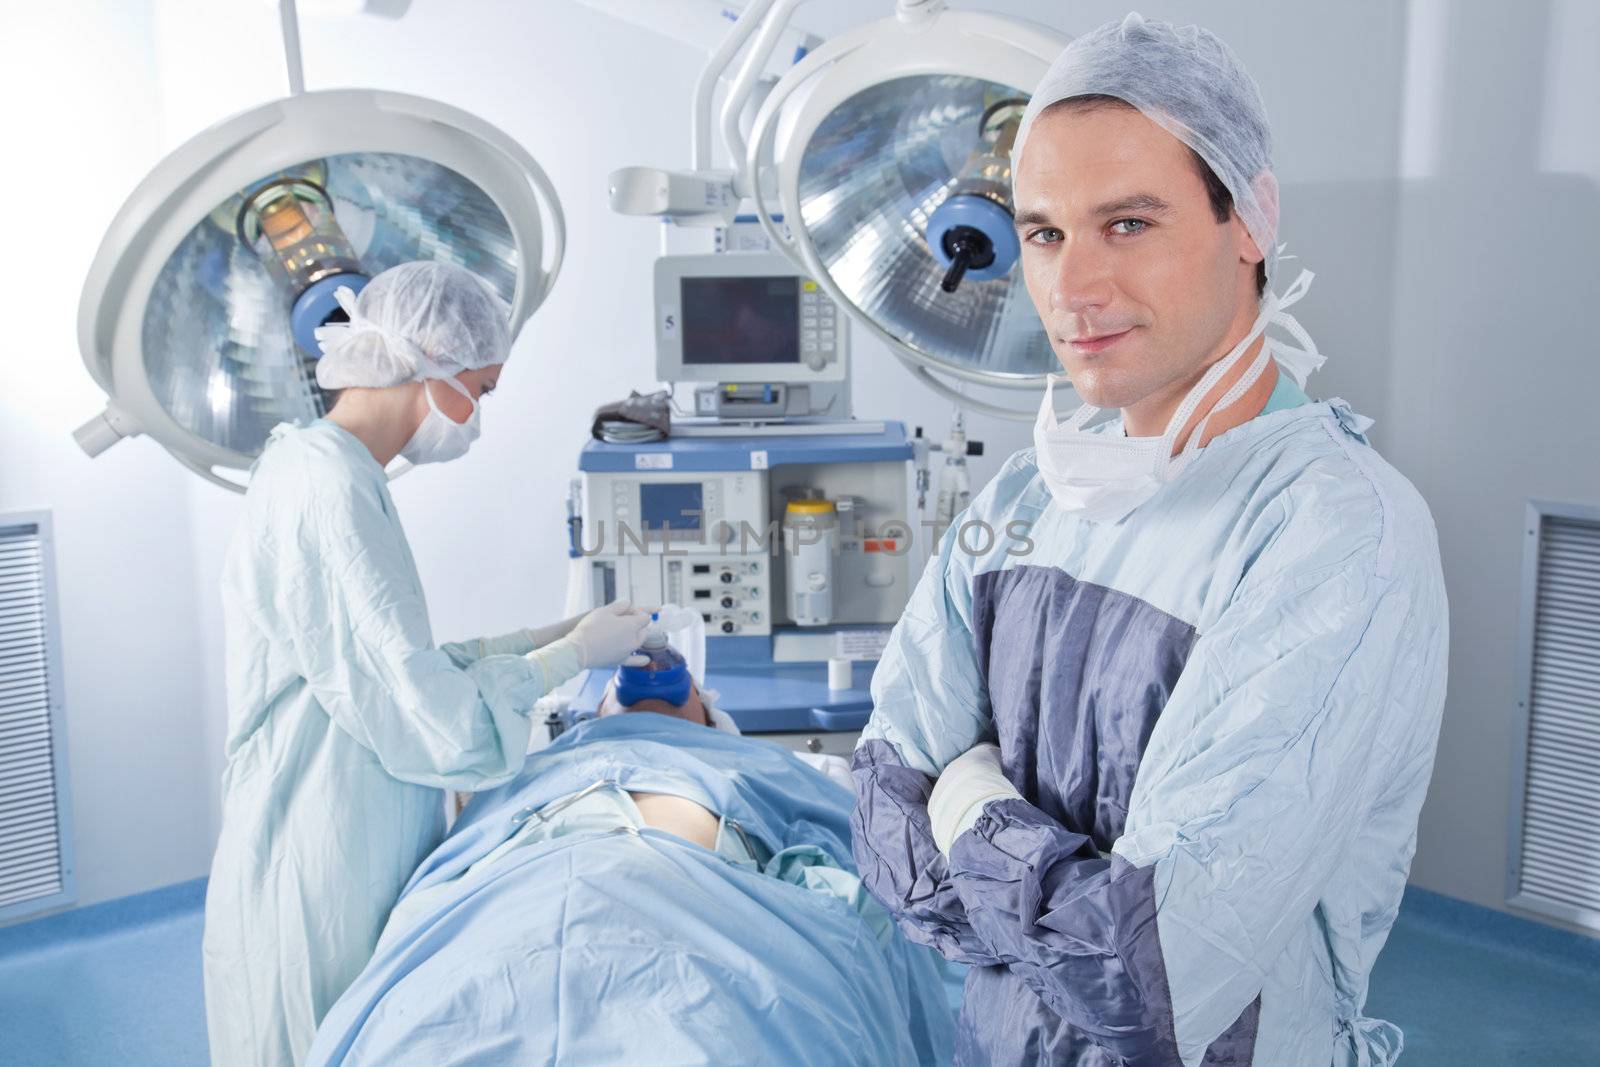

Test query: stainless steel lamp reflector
[797,74,1055,383]
[143,153,518,457]
[77,89,564,490]
[741,8,1067,416]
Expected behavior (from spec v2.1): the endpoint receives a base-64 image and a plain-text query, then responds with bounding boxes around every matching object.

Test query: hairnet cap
[1013,12,1280,285]
[314,260,513,389]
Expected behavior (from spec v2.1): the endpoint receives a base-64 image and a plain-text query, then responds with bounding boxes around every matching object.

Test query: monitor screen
[639,482,704,531]
[680,276,800,365]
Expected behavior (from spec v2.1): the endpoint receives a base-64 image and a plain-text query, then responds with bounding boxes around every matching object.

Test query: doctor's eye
[1109,218,1150,237]
[1025,227,1062,246]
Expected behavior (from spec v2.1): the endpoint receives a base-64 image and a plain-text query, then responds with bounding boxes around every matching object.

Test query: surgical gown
[852,399,1449,1066]
[203,420,570,1067]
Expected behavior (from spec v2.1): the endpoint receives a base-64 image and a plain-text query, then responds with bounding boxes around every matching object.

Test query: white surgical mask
[1033,269,1321,523]
[400,376,481,466]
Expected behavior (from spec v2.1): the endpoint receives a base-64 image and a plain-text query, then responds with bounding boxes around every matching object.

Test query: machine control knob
[721,620,737,634]
[719,570,736,584]
[806,737,823,753]
[720,596,735,609]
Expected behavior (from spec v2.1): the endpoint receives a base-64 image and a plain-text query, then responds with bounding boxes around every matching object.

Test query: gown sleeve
[850,458,1041,968]
[272,468,578,790]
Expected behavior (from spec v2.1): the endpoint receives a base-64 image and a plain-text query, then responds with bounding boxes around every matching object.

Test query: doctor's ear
[1192,149,1268,297]
[1236,221,1268,297]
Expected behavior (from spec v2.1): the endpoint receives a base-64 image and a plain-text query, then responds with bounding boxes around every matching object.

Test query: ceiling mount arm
[278,0,306,96]
[722,0,807,196]
[692,0,779,170]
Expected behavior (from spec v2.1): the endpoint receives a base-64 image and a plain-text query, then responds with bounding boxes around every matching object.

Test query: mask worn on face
[400,375,481,466]
[1033,269,1321,524]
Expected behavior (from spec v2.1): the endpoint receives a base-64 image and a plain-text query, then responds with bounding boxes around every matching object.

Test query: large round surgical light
[745,6,1067,417]
[76,89,564,489]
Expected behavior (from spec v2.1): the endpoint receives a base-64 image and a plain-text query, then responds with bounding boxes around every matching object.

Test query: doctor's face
[1013,100,1263,416]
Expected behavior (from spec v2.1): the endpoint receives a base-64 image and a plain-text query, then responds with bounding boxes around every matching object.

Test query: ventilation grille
[1514,511,1600,927]
[0,520,71,918]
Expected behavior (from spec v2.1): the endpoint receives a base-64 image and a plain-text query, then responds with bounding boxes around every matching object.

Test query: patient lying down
[305,684,954,1067]
[601,681,723,851]
[603,680,853,852]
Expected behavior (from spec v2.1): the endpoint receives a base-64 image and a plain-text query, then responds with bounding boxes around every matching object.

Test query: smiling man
[851,14,1449,1067]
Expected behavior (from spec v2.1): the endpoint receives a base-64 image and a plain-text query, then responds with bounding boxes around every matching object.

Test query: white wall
[0,3,218,911]
[12,0,1597,931]
[1382,0,1600,930]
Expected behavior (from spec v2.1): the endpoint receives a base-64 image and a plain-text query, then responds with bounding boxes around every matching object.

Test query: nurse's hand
[568,600,651,669]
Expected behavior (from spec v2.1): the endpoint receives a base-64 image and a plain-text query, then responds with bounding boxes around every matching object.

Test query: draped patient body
[304,708,957,1067]
[629,791,720,849]
[607,683,719,847]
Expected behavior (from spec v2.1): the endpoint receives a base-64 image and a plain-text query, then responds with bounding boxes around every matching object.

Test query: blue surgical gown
[851,398,1449,1066]
[203,420,572,1067]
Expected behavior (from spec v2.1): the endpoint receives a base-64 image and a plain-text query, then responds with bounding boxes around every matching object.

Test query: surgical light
[744,4,1067,417]
[926,98,1028,293]
[75,89,565,490]
[611,0,1068,419]
[236,173,370,356]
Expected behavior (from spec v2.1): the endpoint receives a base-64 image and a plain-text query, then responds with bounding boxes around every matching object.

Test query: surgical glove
[474,614,588,659]
[525,612,586,650]
[565,600,651,669]
[474,629,540,658]
[927,743,1022,854]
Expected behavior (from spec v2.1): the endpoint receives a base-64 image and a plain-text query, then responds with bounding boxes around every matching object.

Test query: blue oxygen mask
[613,613,692,708]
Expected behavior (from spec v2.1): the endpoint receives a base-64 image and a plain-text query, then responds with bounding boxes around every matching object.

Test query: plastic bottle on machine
[613,613,692,707]
[935,425,972,524]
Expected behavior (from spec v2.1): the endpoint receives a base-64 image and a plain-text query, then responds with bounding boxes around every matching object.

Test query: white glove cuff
[476,628,540,659]
[927,743,1022,854]
[525,614,584,650]
[526,637,584,691]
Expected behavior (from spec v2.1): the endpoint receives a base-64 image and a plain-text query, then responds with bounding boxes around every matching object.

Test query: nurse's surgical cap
[314,260,512,389]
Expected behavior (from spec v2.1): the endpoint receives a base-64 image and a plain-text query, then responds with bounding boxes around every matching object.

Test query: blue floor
[2,881,1597,1066]
[1,879,208,1067]
[1365,890,1600,1066]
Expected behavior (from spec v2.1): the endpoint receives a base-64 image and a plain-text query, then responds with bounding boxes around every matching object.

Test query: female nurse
[202,260,648,1066]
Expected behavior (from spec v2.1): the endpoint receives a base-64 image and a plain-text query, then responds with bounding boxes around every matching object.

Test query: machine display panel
[639,482,705,531]
[680,276,800,365]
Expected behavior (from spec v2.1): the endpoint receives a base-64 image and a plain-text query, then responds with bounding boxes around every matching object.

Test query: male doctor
[851,15,1448,1066]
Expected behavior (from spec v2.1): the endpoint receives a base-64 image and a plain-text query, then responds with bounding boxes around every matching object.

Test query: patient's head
[599,680,711,727]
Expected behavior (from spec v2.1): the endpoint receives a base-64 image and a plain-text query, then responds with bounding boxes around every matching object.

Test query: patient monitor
[567,251,928,748]
[655,252,850,421]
